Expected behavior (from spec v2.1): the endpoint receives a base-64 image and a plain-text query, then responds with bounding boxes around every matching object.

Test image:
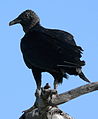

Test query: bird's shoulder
[22,25,76,47]
[21,24,83,53]
[44,28,76,46]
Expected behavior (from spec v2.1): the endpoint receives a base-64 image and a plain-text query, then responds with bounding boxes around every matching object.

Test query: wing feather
[20,28,83,71]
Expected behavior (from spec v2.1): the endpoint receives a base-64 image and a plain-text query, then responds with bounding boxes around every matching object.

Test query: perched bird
[9,10,90,91]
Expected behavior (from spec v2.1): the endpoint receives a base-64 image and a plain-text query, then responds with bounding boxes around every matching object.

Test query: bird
[9,10,90,91]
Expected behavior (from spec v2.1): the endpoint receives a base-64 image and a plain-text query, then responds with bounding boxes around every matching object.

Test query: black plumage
[9,10,90,90]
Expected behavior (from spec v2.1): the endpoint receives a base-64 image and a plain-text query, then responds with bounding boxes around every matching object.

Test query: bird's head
[9,10,40,33]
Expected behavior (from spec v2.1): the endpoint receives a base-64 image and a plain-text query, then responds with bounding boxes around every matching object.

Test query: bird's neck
[22,22,40,33]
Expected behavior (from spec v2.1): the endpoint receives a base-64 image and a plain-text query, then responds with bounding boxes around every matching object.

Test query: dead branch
[51,82,98,105]
[19,82,98,119]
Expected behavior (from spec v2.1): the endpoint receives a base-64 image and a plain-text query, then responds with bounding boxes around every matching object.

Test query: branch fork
[20,82,98,119]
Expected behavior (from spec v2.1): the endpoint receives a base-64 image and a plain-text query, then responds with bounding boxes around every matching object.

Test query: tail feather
[57,61,90,83]
[57,60,85,68]
[57,64,77,68]
[79,71,91,83]
[57,61,82,68]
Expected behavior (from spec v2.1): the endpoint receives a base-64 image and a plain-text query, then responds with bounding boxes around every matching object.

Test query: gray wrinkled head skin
[9,10,40,33]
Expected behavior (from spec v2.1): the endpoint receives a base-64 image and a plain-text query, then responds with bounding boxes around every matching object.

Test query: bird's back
[20,23,84,72]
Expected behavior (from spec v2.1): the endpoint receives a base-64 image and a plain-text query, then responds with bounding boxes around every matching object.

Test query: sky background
[0,0,98,119]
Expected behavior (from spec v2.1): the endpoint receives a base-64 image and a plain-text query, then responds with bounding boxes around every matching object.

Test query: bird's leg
[54,79,58,89]
[35,78,41,97]
[32,69,42,97]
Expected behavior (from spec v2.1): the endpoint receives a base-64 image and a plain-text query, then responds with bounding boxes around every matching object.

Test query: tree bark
[19,82,98,119]
[51,82,98,105]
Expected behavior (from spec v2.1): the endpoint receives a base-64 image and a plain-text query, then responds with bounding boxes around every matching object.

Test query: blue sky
[0,0,98,119]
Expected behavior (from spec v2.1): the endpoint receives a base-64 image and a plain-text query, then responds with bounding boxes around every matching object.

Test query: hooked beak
[9,18,21,26]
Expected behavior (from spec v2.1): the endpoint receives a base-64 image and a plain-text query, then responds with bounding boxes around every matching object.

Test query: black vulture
[9,10,90,91]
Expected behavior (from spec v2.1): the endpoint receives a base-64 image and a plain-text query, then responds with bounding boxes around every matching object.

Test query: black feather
[9,10,90,89]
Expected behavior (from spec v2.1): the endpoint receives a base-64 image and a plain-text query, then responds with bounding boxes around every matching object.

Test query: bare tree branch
[19,82,98,119]
[51,82,98,105]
